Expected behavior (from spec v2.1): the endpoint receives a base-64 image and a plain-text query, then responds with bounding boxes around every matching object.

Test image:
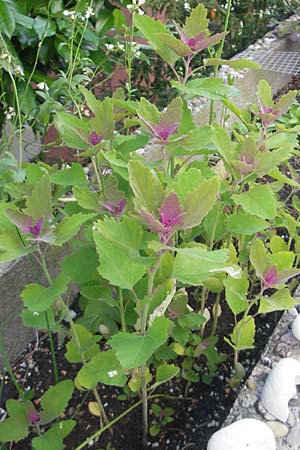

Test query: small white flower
[105,43,114,51]
[33,312,39,316]
[63,10,70,16]
[36,82,49,91]
[5,107,16,120]
[85,6,95,19]
[108,370,118,378]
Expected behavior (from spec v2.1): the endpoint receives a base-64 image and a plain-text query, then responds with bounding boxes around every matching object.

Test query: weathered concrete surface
[0,246,71,369]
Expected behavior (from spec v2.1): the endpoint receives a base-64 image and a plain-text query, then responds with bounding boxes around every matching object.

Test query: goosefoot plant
[0,4,300,449]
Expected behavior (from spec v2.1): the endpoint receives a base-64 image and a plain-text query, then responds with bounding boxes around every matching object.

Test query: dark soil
[1,74,300,450]
[0,301,280,450]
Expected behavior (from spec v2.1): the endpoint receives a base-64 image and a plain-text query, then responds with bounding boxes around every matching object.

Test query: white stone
[266,421,289,438]
[288,307,299,318]
[261,358,300,422]
[206,418,276,450]
[292,314,300,342]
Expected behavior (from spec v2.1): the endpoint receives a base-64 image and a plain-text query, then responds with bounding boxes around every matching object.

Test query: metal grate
[234,50,300,75]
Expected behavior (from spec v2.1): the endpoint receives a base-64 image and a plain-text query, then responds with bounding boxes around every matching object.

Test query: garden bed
[1,6,300,450]
[0,294,281,450]
[2,65,300,447]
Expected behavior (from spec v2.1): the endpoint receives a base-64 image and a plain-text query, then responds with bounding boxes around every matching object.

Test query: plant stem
[44,310,59,384]
[141,364,148,447]
[211,292,221,335]
[74,393,180,450]
[125,7,136,100]
[16,231,59,385]
[7,71,23,168]
[208,0,232,125]
[0,332,25,401]
[139,255,164,444]
[119,287,126,332]
[91,156,103,195]
[39,252,109,426]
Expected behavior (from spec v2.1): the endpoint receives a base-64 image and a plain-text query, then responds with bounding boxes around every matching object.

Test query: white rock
[266,421,289,438]
[288,307,299,318]
[292,314,300,341]
[207,418,276,450]
[261,358,300,422]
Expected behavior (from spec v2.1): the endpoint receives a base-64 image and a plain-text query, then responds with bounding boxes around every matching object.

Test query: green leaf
[115,134,149,155]
[73,186,100,211]
[224,275,248,315]
[101,151,129,180]
[226,213,268,234]
[259,288,295,314]
[113,8,127,30]
[66,324,99,363]
[269,251,294,271]
[50,0,63,14]
[79,86,99,114]
[227,316,255,351]
[171,168,202,204]
[0,400,28,442]
[268,168,299,187]
[93,216,147,290]
[26,173,52,221]
[161,97,183,128]
[21,309,61,332]
[212,123,235,163]
[32,427,63,450]
[51,163,87,186]
[182,176,220,228]
[205,58,260,70]
[128,160,164,214]
[156,363,179,384]
[232,184,277,219]
[157,33,190,57]
[270,235,287,253]
[90,97,114,140]
[171,78,239,101]
[33,16,56,39]
[167,126,214,156]
[40,380,74,424]
[183,4,208,37]
[178,312,205,328]
[255,147,291,176]
[21,273,70,313]
[109,317,172,369]
[173,248,241,285]
[94,215,144,255]
[94,236,146,290]
[134,14,179,66]
[54,213,96,246]
[249,239,269,278]
[77,350,127,388]
[32,420,75,450]
[54,112,90,150]
[0,0,15,38]
[138,97,160,128]
[257,80,273,109]
[276,90,297,116]
[62,247,98,283]
[0,204,36,262]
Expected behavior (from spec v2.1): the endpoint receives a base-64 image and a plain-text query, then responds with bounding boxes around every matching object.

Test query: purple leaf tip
[29,218,44,237]
[90,131,103,146]
[153,123,178,141]
[28,411,40,425]
[263,265,278,289]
